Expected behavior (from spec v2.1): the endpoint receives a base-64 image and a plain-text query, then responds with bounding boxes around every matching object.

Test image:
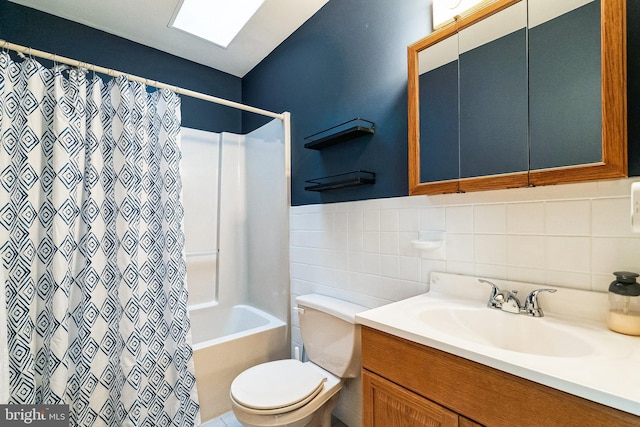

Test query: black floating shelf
[305,170,376,192]
[304,118,375,150]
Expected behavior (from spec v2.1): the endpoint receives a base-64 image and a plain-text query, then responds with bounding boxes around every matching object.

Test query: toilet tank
[296,294,368,378]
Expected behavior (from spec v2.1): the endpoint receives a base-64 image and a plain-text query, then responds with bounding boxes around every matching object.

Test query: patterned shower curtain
[0,52,200,426]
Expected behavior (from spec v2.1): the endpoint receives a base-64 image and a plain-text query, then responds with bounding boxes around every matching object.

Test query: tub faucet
[479,279,556,317]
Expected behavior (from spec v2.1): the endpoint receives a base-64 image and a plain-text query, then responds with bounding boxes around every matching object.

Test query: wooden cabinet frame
[362,327,640,427]
[408,0,627,196]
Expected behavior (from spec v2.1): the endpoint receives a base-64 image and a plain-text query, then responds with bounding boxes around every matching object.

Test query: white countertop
[355,272,640,417]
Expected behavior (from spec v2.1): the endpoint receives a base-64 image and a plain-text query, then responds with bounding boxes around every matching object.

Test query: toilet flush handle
[294,306,305,315]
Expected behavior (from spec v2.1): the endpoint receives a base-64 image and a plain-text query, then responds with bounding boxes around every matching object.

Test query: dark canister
[607,271,640,336]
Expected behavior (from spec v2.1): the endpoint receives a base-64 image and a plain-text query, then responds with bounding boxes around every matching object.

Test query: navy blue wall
[0,1,242,134]
[243,0,640,206]
[242,0,431,206]
[1,1,638,205]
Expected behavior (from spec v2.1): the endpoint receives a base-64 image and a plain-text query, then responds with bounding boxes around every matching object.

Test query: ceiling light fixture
[171,0,266,48]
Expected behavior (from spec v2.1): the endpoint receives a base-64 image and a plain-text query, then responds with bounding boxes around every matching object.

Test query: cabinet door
[528,0,601,170]
[363,370,459,427]
[459,416,484,427]
[458,0,528,186]
[418,34,460,186]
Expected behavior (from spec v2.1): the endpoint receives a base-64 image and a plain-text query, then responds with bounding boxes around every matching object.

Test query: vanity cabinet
[362,326,640,427]
[363,370,481,427]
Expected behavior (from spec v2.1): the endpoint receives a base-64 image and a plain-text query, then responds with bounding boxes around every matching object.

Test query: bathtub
[191,304,289,423]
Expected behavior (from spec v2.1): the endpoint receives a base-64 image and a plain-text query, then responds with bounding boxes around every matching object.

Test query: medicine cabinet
[408,0,627,195]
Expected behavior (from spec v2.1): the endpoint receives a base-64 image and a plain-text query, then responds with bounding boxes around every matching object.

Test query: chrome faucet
[479,279,556,317]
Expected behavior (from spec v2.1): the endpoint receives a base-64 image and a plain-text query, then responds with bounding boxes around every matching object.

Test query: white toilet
[230,294,367,427]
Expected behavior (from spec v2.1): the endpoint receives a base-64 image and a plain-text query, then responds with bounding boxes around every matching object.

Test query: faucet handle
[478,279,500,297]
[479,279,501,308]
[524,288,557,317]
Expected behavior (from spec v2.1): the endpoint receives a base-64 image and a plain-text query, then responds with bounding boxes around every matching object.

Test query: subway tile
[380,231,399,255]
[334,229,349,252]
[348,273,427,302]
[474,264,507,280]
[380,255,399,278]
[506,202,545,234]
[290,263,348,287]
[545,236,591,273]
[289,183,640,317]
[446,233,474,262]
[591,272,614,293]
[399,231,420,257]
[420,207,445,230]
[420,259,447,284]
[290,230,333,249]
[445,261,475,276]
[290,204,322,215]
[596,177,636,198]
[506,266,547,285]
[591,197,634,237]
[507,235,545,269]
[290,246,331,266]
[474,234,507,265]
[591,237,640,276]
[363,210,380,231]
[362,253,380,275]
[348,251,364,273]
[544,270,592,291]
[334,211,348,232]
[545,200,591,236]
[380,209,399,231]
[348,211,364,232]
[289,212,326,231]
[399,208,420,231]
[333,250,349,271]
[399,256,421,282]
[362,232,380,253]
[474,204,506,233]
[348,229,364,252]
[446,205,474,233]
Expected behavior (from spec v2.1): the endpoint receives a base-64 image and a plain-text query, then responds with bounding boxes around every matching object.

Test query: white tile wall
[289,177,640,427]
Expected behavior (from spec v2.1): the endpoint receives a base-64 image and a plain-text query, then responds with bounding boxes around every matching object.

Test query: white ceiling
[9,0,329,77]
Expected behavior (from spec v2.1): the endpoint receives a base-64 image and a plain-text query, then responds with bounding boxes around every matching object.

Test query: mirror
[408,0,627,196]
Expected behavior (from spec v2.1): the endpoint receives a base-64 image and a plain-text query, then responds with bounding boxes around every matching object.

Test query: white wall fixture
[412,231,445,251]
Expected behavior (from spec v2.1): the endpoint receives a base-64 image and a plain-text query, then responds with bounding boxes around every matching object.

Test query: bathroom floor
[201,411,348,427]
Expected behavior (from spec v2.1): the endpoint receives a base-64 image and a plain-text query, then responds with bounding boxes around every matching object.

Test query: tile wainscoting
[290,177,640,426]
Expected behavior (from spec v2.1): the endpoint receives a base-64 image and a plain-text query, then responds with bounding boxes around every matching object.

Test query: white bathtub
[190,304,289,423]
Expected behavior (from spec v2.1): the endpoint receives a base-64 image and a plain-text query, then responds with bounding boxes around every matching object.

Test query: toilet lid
[230,359,326,414]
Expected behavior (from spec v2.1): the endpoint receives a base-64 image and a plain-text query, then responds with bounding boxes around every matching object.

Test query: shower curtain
[0,52,200,426]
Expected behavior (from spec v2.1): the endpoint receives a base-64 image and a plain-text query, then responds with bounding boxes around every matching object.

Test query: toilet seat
[230,359,327,415]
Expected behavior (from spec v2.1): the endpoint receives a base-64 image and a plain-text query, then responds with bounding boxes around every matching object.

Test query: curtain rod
[0,39,284,121]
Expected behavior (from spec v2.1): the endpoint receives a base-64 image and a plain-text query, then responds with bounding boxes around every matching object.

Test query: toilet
[230,294,367,427]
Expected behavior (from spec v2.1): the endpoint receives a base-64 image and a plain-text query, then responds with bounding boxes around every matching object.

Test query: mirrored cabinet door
[528,0,602,171]
[418,34,459,188]
[458,0,528,191]
[528,0,627,185]
[408,0,627,196]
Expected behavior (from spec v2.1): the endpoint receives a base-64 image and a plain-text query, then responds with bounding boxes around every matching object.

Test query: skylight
[171,0,266,48]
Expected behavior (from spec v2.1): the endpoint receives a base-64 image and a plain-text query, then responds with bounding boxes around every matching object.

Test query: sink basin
[419,307,593,357]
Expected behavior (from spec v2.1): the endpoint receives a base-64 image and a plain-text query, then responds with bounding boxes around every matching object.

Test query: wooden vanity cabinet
[363,370,481,427]
[361,326,640,427]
